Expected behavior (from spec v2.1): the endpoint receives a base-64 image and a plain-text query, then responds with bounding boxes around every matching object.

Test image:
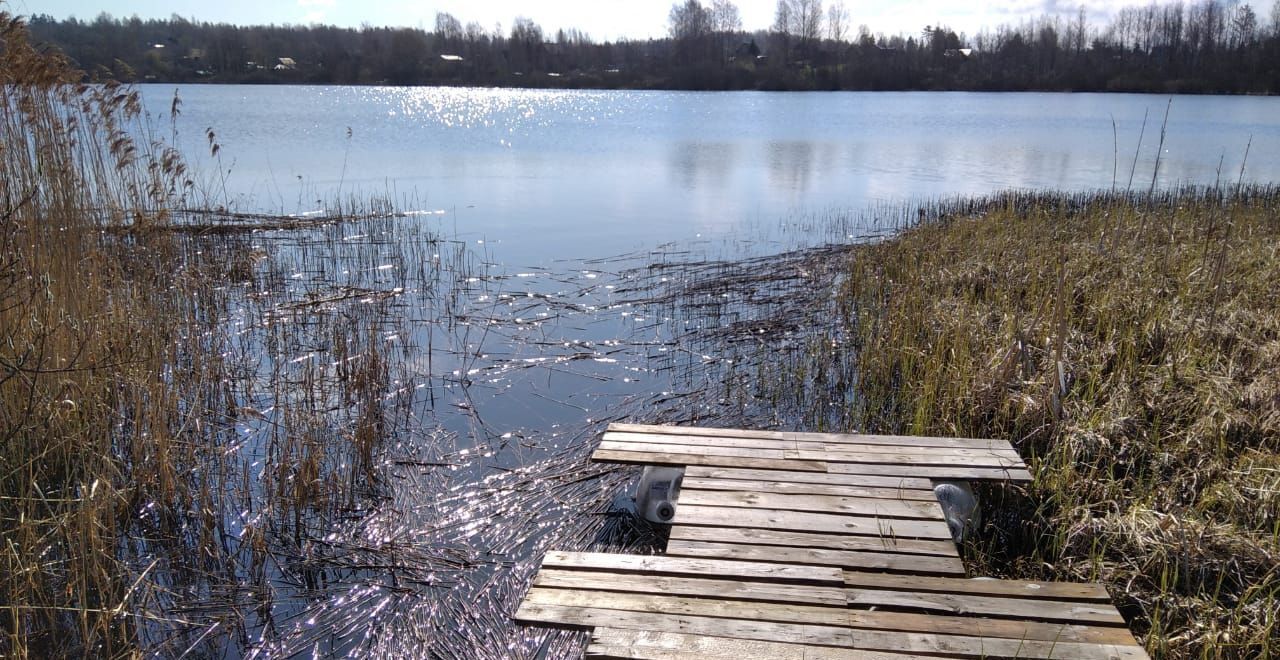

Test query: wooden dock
[517,423,1148,659]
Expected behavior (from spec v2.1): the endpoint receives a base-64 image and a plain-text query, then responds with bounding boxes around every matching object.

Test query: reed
[1,11,202,656]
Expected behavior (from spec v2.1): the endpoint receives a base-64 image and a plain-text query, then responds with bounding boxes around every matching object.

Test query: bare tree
[1068,5,1088,55]
[1229,3,1259,47]
[773,0,794,59]
[710,0,742,64]
[773,0,794,36]
[796,0,824,44]
[1158,2,1185,53]
[435,12,463,52]
[669,0,711,41]
[1192,0,1227,52]
[669,0,712,63]
[509,17,543,71]
[711,0,742,33]
[827,0,849,42]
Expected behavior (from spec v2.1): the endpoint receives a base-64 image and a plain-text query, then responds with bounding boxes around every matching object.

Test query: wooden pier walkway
[516,423,1148,659]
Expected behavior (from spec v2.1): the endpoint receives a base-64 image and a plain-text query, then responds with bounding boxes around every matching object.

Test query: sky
[19,0,1162,42]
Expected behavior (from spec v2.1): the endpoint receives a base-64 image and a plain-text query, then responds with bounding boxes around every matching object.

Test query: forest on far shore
[27,0,1280,94]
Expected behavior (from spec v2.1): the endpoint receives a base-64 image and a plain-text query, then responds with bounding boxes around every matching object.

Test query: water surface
[149,86,1280,265]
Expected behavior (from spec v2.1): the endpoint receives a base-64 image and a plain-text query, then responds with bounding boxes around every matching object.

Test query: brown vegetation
[834,189,1279,657]
[1,10,206,656]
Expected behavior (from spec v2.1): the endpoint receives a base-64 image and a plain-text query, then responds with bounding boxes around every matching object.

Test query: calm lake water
[146,86,1280,265]
[130,86,1279,657]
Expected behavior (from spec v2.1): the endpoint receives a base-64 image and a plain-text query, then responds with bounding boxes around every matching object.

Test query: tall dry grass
[1,12,219,657]
[834,188,1279,657]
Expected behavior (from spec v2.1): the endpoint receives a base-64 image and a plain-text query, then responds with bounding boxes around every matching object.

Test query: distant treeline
[26,0,1280,93]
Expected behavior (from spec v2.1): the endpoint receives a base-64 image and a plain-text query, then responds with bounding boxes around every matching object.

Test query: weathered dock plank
[587,628,927,660]
[673,505,955,540]
[668,526,961,557]
[683,466,934,490]
[680,476,938,501]
[592,448,828,472]
[533,569,848,607]
[842,571,1113,602]
[606,423,1021,450]
[666,540,966,575]
[540,551,843,585]
[677,488,946,520]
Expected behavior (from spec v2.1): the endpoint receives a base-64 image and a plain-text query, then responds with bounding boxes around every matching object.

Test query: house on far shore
[274,57,297,71]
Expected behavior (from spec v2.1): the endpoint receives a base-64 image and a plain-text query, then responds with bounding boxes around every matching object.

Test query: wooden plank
[533,568,848,607]
[605,432,1021,462]
[843,571,1113,602]
[602,431,795,451]
[587,628,926,660]
[788,440,1021,459]
[599,441,788,460]
[839,628,1149,659]
[589,626,810,660]
[846,587,1127,625]
[535,589,1138,647]
[666,540,966,576]
[684,466,934,490]
[523,586,850,627]
[679,489,945,520]
[847,609,1142,647]
[606,423,801,441]
[539,551,843,584]
[681,477,938,501]
[593,449,827,472]
[828,462,1033,481]
[674,505,955,540]
[669,525,960,557]
[809,444,1024,463]
[607,423,1015,451]
[813,435,1016,450]
[515,603,855,648]
[790,448,1023,468]
[518,604,1147,659]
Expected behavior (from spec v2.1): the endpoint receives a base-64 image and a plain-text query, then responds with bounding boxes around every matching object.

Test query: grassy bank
[829,188,1278,657]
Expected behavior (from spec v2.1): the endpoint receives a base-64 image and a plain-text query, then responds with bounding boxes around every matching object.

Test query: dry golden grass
[1,12,210,657]
[836,189,1280,658]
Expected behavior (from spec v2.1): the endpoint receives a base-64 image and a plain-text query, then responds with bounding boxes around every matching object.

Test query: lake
[146,86,1280,266]
[126,86,1278,657]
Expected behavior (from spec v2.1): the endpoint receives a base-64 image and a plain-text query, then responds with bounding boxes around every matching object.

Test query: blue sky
[19,0,1153,42]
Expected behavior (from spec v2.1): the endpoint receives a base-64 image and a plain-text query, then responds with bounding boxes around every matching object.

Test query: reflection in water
[669,141,737,191]
[766,140,817,196]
